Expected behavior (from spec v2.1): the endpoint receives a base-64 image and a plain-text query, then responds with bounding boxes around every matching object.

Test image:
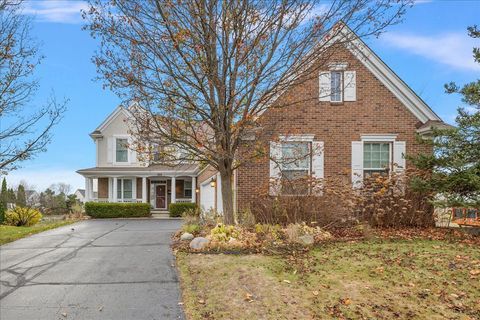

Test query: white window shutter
[312,141,324,179]
[344,71,356,101]
[351,141,363,188]
[319,71,331,102]
[269,141,281,196]
[393,141,406,173]
[107,137,113,163]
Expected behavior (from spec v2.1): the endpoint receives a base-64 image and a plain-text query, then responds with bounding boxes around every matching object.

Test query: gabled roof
[339,24,442,123]
[89,106,132,138]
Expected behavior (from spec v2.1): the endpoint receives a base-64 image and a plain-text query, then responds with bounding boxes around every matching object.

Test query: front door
[155,184,167,209]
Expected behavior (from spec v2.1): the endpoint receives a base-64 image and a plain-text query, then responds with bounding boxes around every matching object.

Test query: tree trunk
[219,168,235,225]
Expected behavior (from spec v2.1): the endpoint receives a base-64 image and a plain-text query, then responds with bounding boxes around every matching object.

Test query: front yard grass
[0,220,76,245]
[177,239,480,319]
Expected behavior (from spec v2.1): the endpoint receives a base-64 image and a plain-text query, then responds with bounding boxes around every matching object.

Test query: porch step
[151,213,172,219]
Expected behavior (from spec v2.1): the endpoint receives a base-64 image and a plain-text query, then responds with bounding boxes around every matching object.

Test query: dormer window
[116,138,128,162]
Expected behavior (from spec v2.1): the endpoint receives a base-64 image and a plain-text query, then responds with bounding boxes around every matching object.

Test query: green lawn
[0,220,77,245]
[177,239,480,319]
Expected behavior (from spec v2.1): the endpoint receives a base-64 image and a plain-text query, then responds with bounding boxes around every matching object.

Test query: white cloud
[3,168,85,192]
[381,32,480,71]
[22,0,88,24]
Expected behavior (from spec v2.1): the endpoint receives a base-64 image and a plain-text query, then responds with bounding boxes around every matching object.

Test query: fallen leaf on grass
[198,299,205,304]
[283,279,291,284]
[340,297,351,305]
[312,291,319,296]
[469,269,480,276]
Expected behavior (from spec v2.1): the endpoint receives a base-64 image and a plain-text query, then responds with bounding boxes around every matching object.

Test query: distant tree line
[0,177,79,222]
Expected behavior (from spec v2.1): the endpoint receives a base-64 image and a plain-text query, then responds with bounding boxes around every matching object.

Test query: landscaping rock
[180,232,194,241]
[190,237,210,250]
[298,234,314,245]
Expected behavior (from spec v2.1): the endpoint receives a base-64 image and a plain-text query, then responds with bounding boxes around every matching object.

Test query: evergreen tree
[411,26,480,208]
[0,177,6,223]
[16,184,27,207]
[7,188,16,204]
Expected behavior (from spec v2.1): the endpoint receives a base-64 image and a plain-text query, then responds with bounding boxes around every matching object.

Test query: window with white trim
[280,141,311,195]
[184,180,192,197]
[363,142,391,177]
[117,179,133,200]
[330,71,343,102]
[116,138,128,162]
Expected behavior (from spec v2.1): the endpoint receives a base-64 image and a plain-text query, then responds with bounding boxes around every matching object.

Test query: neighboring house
[25,190,40,207]
[77,107,199,212]
[77,26,449,214]
[74,189,86,203]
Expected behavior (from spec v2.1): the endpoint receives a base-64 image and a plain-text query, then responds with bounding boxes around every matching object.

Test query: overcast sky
[3,0,480,192]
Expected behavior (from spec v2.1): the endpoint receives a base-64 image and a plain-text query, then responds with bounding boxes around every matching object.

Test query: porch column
[191,176,196,203]
[113,177,118,202]
[142,177,147,203]
[171,176,176,204]
[85,177,91,202]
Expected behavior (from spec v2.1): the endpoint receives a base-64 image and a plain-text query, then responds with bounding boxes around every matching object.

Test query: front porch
[84,175,196,212]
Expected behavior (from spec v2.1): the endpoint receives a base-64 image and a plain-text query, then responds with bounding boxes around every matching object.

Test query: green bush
[168,202,197,217]
[182,223,202,235]
[85,202,151,218]
[5,207,42,226]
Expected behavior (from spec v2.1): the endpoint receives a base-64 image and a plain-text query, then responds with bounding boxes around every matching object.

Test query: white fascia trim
[279,134,315,142]
[343,28,441,123]
[361,134,397,142]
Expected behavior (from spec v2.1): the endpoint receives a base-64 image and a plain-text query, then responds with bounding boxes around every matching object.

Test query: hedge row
[168,202,197,217]
[85,202,151,218]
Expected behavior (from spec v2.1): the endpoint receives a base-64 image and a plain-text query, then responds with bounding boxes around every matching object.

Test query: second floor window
[330,71,343,102]
[116,138,128,162]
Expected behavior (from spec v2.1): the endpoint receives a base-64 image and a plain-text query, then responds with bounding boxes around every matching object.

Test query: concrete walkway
[0,219,185,320]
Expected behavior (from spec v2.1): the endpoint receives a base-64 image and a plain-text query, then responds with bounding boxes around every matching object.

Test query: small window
[116,138,128,162]
[184,181,192,197]
[330,71,343,102]
[363,142,390,177]
[280,142,311,195]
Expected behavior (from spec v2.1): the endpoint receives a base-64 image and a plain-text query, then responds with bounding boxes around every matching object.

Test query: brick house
[77,26,449,214]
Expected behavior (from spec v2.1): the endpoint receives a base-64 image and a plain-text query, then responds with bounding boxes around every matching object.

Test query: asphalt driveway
[0,219,185,320]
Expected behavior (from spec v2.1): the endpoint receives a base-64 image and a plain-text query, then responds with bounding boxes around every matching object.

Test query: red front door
[155,185,167,209]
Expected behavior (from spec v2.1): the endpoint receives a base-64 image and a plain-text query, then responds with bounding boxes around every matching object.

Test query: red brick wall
[236,45,432,211]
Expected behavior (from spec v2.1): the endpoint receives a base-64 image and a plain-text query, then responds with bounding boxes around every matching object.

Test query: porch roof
[76,164,199,177]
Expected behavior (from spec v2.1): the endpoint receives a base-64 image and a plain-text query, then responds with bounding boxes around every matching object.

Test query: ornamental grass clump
[5,206,42,226]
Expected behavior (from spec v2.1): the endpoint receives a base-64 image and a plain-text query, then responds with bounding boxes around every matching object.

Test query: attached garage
[199,172,223,214]
[200,179,215,212]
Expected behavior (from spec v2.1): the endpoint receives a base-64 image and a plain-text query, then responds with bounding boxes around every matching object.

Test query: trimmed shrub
[169,202,197,217]
[5,207,42,226]
[85,202,151,218]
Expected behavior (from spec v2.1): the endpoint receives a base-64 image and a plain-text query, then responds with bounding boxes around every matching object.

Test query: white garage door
[200,180,215,212]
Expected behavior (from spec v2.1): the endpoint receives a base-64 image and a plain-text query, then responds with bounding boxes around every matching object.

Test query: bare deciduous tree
[0,0,66,173]
[84,0,412,224]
